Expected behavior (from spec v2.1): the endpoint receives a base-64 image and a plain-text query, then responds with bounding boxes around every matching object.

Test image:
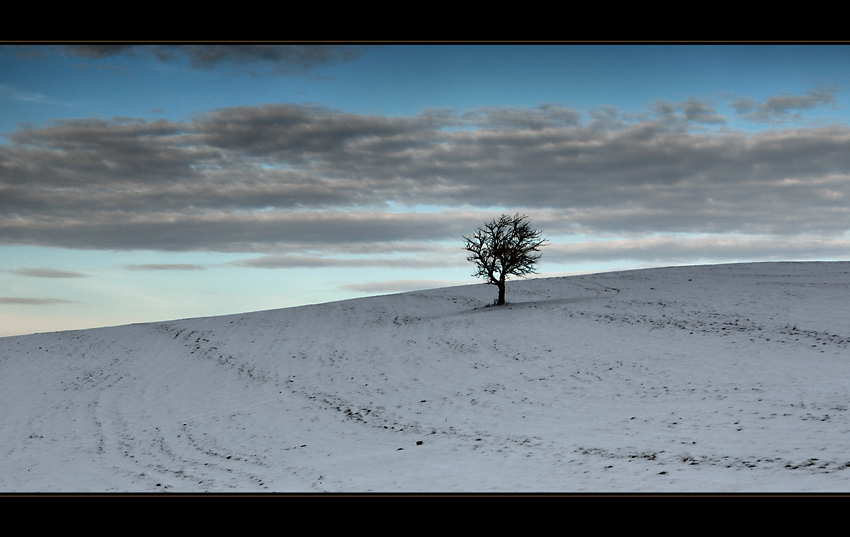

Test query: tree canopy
[463,214,547,306]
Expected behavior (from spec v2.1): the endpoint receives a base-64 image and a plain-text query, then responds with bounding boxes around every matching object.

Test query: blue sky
[3,44,850,337]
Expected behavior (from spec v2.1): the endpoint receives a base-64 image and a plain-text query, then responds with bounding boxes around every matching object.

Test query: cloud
[7,268,89,278]
[230,251,466,269]
[462,104,582,129]
[0,297,76,305]
[731,86,840,123]
[0,84,60,105]
[175,45,372,75]
[61,45,137,59]
[544,234,850,264]
[3,102,850,257]
[586,105,647,131]
[341,279,470,294]
[122,264,206,271]
[49,45,373,76]
[653,97,726,127]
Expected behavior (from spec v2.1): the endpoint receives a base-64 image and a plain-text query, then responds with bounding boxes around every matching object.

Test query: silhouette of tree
[463,214,547,306]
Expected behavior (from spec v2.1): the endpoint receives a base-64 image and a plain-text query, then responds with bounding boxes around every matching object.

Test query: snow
[2,261,850,492]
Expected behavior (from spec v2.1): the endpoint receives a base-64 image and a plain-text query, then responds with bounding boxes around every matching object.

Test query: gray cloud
[3,101,850,258]
[0,84,60,105]
[462,104,582,129]
[586,105,647,131]
[341,279,469,294]
[61,45,136,59]
[0,208,479,252]
[122,264,206,271]
[51,45,373,75]
[173,45,372,74]
[230,251,466,269]
[731,86,840,123]
[0,297,76,305]
[8,268,89,278]
[544,235,850,264]
[653,97,726,127]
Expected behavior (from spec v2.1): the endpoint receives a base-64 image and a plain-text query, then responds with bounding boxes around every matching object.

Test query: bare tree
[463,214,548,306]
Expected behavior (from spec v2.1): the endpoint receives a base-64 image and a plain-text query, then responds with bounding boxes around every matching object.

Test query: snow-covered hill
[3,262,850,492]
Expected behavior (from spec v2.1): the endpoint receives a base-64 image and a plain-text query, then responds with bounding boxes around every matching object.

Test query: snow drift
[2,261,850,492]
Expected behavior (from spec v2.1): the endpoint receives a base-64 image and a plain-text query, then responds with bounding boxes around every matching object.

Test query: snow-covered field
[2,261,850,492]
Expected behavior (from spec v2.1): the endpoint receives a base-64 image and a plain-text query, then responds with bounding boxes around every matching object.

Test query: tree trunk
[496,280,506,306]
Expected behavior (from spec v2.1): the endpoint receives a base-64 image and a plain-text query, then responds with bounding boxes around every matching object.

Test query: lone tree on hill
[463,213,548,306]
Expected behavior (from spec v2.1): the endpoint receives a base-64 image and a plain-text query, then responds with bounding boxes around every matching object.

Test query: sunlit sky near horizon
[4,44,850,337]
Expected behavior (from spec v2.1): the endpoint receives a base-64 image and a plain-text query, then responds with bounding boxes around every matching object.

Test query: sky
[3,43,850,337]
